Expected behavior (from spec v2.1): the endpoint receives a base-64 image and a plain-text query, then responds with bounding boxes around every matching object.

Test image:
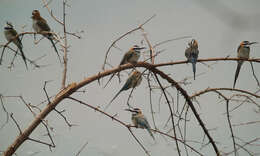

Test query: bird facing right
[31,10,61,63]
[185,39,199,80]
[104,45,145,88]
[233,41,258,88]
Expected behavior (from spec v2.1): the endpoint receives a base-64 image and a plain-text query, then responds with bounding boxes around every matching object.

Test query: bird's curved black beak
[249,42,258,45]
[124,108,133,112]
[134,47,146,50]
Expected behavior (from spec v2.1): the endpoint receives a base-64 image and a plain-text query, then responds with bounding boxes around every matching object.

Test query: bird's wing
[121,75,133,90]
[120,51,133,65]
[9,29,18,37]
[36,20,51,32]
[136,115,151,129]
[185,47,191,59]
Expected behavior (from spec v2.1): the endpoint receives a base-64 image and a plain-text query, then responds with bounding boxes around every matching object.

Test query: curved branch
[190,87,260,99]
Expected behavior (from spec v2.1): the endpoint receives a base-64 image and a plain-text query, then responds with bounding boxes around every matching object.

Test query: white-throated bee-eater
[185,39,199,80]
[104,70,142,110]
[104,45,145,88]
[31,10,61,63]
[4,22,28,69]
[233,41,258,88]
[125,108,155,140]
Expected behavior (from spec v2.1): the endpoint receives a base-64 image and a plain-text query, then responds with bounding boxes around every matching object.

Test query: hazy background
[0,0,260,155]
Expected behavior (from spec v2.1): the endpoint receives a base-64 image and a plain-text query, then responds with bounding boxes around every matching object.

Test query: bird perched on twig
[125,107,155,140]
[185,39,199,80]
[233,41,258,88]
[104,45,145,88]
[104,70,142,110]
[31,10,61,63]
[3,22,28,69]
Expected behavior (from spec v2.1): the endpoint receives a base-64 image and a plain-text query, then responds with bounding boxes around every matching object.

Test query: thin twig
[28,137,55,148]
[10,113,22,134]
[66,31,82,39]
[43,81,52,104]
[225,99,237,156]
[0,94,9,129]
[141,28,155,64]
[42,0,63,25]
[41,121,55,150]
[147,72,157,130]
[75,141,88,156]
[61,0,68,89]
[54,108,76,127]
[191,87,260,99]
[127,127,151,156]
[232,120,260,127]
[213,90,237,156]
[153,36,192,48]
[250,62,260,87]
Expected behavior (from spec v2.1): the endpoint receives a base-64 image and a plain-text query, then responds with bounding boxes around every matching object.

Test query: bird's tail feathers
[104,73,116,88]
[233,61,243,88]
[48,38,62,64]
[191,57,197,80]
[104,88,123,111]
[14,39,28,69]
[18,47,28,70]
[147,128,155,140]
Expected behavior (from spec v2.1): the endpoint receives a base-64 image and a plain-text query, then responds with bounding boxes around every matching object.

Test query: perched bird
[125,108,155,140]
[31,10,61,63]
[233,41,258,88]
[185,39,199,80]
[104,70,142,110]
[104,45,145,88]
[3,22,28,69]
[119,45,145,65]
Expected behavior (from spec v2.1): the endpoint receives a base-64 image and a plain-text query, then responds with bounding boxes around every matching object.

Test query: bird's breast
[4,31,15,41]
[32,20,41,32]
[238,47,250,59]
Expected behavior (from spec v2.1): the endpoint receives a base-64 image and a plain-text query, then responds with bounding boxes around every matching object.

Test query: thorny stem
[226,100,237,156]
[250,62,260,87]
[141,27,155,64]
[153,73,182,156]
[213,90,237,156]
[61,0,68,89]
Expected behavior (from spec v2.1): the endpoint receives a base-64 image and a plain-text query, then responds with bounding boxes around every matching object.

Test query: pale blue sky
[0,0,260,155]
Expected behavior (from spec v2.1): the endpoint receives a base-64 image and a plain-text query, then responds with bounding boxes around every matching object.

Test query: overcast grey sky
[0,0,260,156]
